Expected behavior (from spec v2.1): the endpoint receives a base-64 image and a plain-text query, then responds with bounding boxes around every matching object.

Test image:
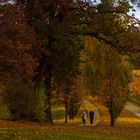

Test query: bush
[33,85,46,122]
[2,82,36,120]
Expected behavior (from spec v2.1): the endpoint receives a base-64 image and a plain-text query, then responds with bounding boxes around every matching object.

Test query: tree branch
[73,30,140,53]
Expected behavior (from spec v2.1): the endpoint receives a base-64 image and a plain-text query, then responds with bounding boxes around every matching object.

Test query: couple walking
[81,111,94,125]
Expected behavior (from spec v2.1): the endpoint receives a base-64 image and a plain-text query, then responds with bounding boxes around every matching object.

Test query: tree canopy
[0,0,140,126]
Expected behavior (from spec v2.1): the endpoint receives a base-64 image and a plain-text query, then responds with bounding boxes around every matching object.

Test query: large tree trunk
[109,104,115,127]
[45,64,53,123]
[111,115,115,127]
[35,54,53,123]
[65,97,68,123]
[109,68,115,127]
[64,84,71,123]
[69,97,75,119]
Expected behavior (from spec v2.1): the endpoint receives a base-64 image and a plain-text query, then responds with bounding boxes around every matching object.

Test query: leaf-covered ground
[0,121,140,140]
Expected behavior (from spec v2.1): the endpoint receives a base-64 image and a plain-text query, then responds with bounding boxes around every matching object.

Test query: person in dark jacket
[89,111,94,125]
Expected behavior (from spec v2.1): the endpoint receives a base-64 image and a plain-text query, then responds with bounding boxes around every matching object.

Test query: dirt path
[83,100,100,125]
[82,100,140,126]
[125,102,140,117]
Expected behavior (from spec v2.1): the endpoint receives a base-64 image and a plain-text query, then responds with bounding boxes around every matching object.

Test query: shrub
[2,82,36,120]
[33,85,46,122]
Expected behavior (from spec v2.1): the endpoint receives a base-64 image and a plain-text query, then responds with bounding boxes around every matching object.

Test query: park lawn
[0,125,140,140]
[0,96,139,140]
[52,102,84,124]
[87,96,140,126]
[0,96,140,126]
[0,97,11,120]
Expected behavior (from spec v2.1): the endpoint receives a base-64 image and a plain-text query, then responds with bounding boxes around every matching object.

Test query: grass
[0,126,139,140]
[132,70,140,77]
[51,96,140,128]
[129,97,140,107]
[88,96,140,126]
[0,96,11,120]
[52,101,84,124]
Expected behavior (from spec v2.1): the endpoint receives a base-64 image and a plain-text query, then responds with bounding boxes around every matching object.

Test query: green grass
[132,70,140,77]
[0,127,139,140]
[129,97,140,107]
[51,100,85,124]
[0,96,11,120]
[88,96,140,125]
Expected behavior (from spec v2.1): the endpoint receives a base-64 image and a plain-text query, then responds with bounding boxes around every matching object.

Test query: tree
[83,37,106,96]
[129,70,140,101]
[67,76,84,119]
[48,22,82,123]
[0,4,39,84]
[83,37,132,126]
[2,81,36,120]
[99,48,132,126]
[0,4,47,121]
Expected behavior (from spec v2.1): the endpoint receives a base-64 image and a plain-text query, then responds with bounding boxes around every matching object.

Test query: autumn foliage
[130,70,140,100]
[0,0,140,126]
[0,4,39,84]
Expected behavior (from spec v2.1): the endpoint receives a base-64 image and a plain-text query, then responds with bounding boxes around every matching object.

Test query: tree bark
[109,68,115,127]
[111,115,115,127]
[45,64,53,123]
[110,104,115,127]
[65,98,68,123]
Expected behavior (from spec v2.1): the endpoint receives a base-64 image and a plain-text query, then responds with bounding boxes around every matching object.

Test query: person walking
[89,111,94,125]
[81,112,87,125]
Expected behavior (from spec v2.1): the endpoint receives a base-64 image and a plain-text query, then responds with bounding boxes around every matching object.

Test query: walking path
[83,100,100,125]
[125,101,140,118]
[82,100,140,126]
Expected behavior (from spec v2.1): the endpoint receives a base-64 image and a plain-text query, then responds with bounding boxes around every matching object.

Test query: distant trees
[129,71,140,102]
